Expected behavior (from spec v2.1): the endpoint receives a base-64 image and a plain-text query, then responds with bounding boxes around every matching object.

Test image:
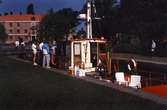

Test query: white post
[87,0,92,38]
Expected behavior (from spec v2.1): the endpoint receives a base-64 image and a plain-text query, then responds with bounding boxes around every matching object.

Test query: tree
[81,0,118,40]
[116,0,167,41]
[38,8,57,42]
[0,23,8,43]
[38,8,80,42]
[110,0,167,56]
[26,4,35,14]
[77,28,86,38]
[55,8,80,41]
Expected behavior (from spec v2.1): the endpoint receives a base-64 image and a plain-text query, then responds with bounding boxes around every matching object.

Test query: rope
[97,20,103,37]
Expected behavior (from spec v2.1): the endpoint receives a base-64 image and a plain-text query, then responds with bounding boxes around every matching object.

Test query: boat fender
[128,59,136,71]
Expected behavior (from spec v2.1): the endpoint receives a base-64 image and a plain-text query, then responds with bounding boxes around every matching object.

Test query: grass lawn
[110,53,167,63]
[0,56,167,110]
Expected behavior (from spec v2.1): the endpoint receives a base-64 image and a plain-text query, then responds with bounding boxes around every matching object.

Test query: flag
[92,3,96,16]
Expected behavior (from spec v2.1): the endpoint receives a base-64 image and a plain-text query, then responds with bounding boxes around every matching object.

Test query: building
[0,13,44,43]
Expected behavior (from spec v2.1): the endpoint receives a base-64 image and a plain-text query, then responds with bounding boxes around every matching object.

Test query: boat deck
[141,85,167,97]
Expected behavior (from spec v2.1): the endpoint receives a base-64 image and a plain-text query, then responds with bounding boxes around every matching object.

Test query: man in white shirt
[39,40,44,66]
[15,40,19,51]
[151,39,156,57]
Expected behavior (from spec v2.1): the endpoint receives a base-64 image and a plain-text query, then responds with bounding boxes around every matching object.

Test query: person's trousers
[40,50,43,66]
[43,54,50,68]
[152,51,154,57]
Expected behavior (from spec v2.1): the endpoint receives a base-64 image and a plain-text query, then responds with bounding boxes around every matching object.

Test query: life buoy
[128,59,137,71]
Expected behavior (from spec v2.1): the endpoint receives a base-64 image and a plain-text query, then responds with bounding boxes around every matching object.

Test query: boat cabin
[55,38,107,72]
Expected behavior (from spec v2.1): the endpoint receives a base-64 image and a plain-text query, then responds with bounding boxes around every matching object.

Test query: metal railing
[55,56,70,71]
[137,70,167,87]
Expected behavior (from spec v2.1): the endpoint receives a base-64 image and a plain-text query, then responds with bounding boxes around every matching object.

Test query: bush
[112,43,150,56]
[111,34,167,57]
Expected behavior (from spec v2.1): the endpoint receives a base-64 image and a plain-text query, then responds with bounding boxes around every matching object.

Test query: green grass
[110,53,167,63]
[0,56,167,110]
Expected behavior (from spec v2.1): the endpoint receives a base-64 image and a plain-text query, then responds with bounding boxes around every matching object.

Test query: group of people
[15,38,25,52]
[15,38,25,58]
[31,39,56,68]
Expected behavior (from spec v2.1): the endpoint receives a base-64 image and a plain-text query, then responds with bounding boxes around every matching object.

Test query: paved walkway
[9,56,167,106]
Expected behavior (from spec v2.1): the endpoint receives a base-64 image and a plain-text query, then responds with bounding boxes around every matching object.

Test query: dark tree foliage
[117,0,167,41]
[38,8,57,42]
[81,0,167,41]
[26,4,35,14]
[77,28,86,38]
[112,0,167,56]
[0,23,8,43]
[38,8,80,42]
[81,0,118,40]
[80,0,167,56]
[55,8,80,41]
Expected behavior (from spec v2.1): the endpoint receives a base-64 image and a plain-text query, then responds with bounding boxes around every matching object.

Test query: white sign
[74,44,80,55]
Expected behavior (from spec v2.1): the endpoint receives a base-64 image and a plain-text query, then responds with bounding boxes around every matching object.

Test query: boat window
[61,44,66,56]
[99,44,105,53]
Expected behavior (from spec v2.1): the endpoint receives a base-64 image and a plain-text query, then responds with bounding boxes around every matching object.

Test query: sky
[0,0,87,31]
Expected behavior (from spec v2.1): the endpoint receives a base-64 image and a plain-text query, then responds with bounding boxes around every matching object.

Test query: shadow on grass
[0,57,167,110]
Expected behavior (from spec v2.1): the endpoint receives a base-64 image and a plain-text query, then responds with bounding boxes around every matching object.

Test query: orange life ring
[127,59,136,71]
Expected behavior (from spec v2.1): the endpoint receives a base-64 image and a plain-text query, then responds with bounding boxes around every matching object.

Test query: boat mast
[86,0,93,38]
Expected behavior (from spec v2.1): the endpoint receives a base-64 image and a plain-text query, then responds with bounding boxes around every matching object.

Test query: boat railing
[55,56,70,71]
[137,70,167,87]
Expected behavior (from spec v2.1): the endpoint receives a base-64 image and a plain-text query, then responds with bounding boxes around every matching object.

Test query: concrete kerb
[8,56,167,106]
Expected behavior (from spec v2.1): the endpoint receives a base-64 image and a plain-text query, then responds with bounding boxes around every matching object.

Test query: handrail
[110,58,167,88]
[55,56,70,71]
[137,70,167,87]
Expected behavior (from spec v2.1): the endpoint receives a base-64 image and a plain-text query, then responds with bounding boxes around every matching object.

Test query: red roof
[0,14,45,21]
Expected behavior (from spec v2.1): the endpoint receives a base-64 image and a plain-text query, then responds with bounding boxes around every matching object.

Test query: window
[91,42,97,54]
[24,23,28,27]
[18,36,20,39]
[10,36,12,40]
[24,29,28,33]
[74,44,80,55]
[17,23,20,27]
[32,30,35,34]
[9,23,12,27]
[31,17,36,20]
[25,36,28,39]
[99,44,105,53]
[32,22,35,27]
[9,30,12,33]
[17,29,20,33]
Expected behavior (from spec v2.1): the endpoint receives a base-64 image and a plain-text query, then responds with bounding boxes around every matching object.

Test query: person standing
[32,40,38,65]
[19,38,25,52]
[20,41,25,51]
[15,40,19,51]
[50,45,57,66]
[39,40,44,66]
[151,39,156,57]
[42,40,51,68]
[20,40,25,58]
